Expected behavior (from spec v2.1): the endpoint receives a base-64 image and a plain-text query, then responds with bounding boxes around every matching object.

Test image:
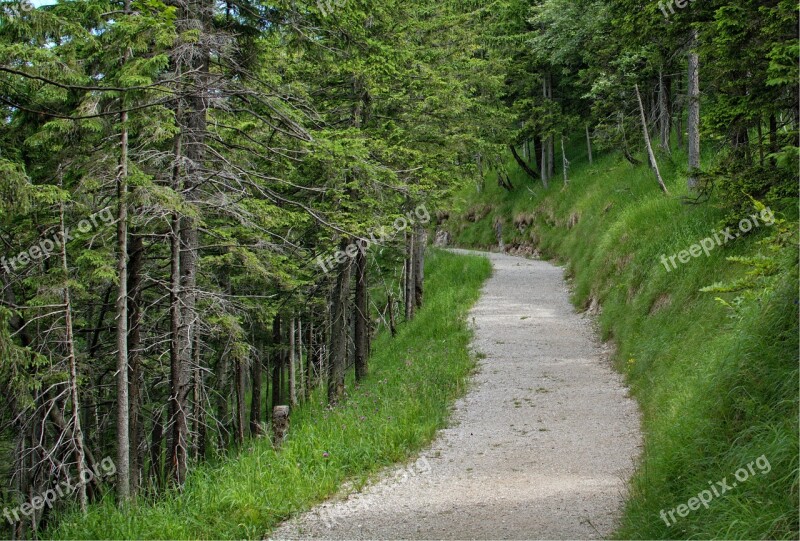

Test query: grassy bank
[445,144,798,539]
[48,249,492,540]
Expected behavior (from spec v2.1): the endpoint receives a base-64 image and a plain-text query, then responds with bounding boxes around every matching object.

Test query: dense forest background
[0,0,796,538]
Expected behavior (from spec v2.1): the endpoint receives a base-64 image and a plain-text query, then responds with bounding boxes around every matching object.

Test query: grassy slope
[48,249,492,540]
[446,141,798,540]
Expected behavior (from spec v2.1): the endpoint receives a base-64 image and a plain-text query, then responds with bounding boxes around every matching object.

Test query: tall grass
[47,249,492,540]
[447,142,799,540]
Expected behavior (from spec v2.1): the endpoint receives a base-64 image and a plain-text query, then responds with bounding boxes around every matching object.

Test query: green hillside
[443,144,799,540]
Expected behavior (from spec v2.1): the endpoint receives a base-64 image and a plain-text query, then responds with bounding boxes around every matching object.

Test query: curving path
[272,250,641,540]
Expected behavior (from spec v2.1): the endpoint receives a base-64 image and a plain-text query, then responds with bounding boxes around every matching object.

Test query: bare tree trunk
[687,29,701,190]
[404,231,415,321]
[635,84,669,194]
[305,321,314,399]
[297,321,305,400]
[354,243,368,382]
[316,320,326,393]
[585,125,593,164]
[561,136,569,186]
[169,0,211,488]
[167,132,189,487]
[328,241,353,404]
[658,68,671,153]
[234,356,246,445]
[676,96,684,148]
[127,233,144,495]
[192,339,205,459]
[58,201,88,513]
[149,410,163,490]
[413,226,426,309]
[214,349,230,452]
[115,101,131,506]
[271,315,283,411]
[250,346,262,436]
[546,73,554,181]
[289,318,297,408]
[539,137,549,189]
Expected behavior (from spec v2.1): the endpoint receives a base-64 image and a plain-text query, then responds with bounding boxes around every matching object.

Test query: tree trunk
[413,226,425,309]
[127,233,144,496]
[509,145,539,179]
[328,240,353,404]
[561,136,569,186]
[635,84,669,194]
[658,67,671,153]
[769,114,778,166]
[769,114,778,153]
[387,293,397,337]
[250,346,262,436]
[234,356,246,445]
[533,135,543,174]
[545,73,555,181]
[58,201,88,513]
[305,321,314,399]
[192,338,205,459]
[404,230,415,321]
[316,321,326,392]
[169,0,210,489]
[687,29,701,190]
[289,318,297,408]
[149,410,164,490]
[115,103,131,506]
[539,135,549,189]
[271,315,283,410]
[297,320,305,400]
[215,348,230,452]
[676,95,684,148]
[620,111,642,166]
[585,125,593,164]
[354,242,368,382]
[168,136,190,486]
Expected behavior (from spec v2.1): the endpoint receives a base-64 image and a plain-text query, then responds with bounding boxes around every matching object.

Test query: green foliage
[444,131,798,539]
[47,250,492,540]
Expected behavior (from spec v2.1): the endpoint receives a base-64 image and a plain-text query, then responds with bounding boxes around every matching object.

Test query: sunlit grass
[448,141,798,540]
[48,249,492,540]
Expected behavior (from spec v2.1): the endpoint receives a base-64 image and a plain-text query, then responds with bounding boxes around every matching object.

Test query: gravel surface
[271,251,642,540]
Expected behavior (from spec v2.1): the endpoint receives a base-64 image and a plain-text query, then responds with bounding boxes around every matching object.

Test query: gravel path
[271,251,641,540]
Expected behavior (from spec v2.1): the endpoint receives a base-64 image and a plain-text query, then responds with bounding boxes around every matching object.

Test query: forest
[0,0,797,539]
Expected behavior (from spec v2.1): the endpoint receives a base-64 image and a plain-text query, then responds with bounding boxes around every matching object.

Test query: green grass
[47,249,492,540]
[445,141,799,540]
